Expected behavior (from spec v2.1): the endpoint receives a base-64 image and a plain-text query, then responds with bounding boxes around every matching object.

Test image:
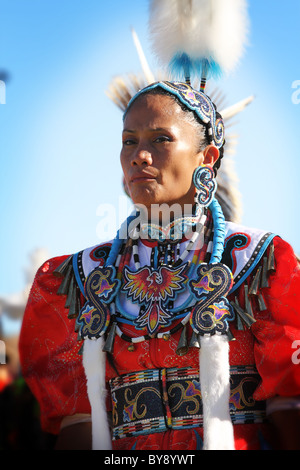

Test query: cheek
[160,166,193,197]
[166,150,198,183]
[120,153,129,178]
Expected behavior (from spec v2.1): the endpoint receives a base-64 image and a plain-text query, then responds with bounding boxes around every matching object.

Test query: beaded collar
[76,198,235,348]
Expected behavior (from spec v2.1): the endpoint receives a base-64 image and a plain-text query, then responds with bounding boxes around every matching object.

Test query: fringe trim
[230,240,276,332]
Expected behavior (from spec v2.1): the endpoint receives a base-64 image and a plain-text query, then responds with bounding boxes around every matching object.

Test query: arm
[19,256,91,437]
[269,410,300,450]
[250,238,300,449]
[55,422,92,450]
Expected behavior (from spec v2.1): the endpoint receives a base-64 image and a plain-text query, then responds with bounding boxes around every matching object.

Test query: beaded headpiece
[124,80,225,149]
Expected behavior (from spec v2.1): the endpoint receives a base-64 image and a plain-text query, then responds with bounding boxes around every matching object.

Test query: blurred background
[0,0,299,449]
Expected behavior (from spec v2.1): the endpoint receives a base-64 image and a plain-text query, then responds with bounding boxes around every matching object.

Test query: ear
[202,145,220,167]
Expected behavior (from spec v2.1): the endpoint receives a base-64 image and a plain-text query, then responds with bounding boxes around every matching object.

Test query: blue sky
[0,1,299,334]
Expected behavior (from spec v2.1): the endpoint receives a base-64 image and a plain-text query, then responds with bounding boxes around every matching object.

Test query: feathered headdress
[149,0,249,90]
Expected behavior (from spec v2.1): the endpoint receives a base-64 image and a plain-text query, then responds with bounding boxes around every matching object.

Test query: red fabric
[19,256,91,435]
[112,423,275,451]
[251,237,300,400]
[19,236,300,449]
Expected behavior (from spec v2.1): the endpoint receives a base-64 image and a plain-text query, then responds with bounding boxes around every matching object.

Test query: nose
[131,145,153,167]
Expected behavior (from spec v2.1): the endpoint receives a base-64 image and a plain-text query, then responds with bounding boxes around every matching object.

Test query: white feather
[220,95,254,121]
[148,0,249,76]
[131,28,156,84]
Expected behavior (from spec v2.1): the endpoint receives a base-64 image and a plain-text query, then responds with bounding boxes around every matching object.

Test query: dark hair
[127,86,225,176]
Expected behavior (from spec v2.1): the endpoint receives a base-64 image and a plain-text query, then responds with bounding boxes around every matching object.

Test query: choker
[139,204,205,242]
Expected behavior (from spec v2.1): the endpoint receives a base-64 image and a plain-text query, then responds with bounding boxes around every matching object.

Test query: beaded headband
[124,81,225,149]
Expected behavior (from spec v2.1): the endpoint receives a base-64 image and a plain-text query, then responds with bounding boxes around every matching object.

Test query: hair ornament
[148,0,249,90]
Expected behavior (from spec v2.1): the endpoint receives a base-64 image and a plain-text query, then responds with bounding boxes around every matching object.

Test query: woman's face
[121,93,210,214]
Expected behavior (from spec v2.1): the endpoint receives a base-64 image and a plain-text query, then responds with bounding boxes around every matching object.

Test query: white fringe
[82,338,112,450]
[200,334,235,450]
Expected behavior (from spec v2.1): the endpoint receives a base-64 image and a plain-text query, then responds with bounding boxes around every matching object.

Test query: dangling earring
[193,164,217,207]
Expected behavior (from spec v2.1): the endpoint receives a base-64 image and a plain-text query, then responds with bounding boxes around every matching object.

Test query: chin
[130,189,160,209]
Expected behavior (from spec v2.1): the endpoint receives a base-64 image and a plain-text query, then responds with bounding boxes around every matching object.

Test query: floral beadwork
[189,263,235,335]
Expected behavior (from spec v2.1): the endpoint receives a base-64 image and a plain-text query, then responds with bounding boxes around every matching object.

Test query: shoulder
[20,240,113,371]
[223,221,276,293]
[22,240,113,328]
[33,241,113,292]
[71,241,113,296]
[224,221,275,249]
[223,221,299,293]
[224,221,297,260]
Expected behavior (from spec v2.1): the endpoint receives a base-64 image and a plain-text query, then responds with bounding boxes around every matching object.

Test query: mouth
[130,173,157,184]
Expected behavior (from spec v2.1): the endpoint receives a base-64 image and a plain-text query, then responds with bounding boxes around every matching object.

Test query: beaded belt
[109,365,266,440]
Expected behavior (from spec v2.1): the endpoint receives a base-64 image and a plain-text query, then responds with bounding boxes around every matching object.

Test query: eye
[122,138,137,146]
[154,135,172,143]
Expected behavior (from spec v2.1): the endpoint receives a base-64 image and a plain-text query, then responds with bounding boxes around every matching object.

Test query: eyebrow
[122,127,174,133]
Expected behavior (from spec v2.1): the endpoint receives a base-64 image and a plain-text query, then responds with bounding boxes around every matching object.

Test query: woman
[19,81,300,450]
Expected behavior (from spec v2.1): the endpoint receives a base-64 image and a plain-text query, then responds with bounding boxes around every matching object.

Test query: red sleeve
[251,237,300,401]
[19,256,91,435]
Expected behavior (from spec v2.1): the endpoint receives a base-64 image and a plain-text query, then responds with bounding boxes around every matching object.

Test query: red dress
[19,233,300,450]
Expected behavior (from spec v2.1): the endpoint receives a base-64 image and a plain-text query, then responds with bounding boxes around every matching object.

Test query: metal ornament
[176,325,189,356]
[103,322,117,354]
[267,241,276,273]
[230,297,256,330]
[189,330,201,349]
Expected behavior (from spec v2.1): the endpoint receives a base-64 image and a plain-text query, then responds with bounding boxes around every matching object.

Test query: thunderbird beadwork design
[122,264,187,335]
[189,263,235,335]
[77,266,120,339]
